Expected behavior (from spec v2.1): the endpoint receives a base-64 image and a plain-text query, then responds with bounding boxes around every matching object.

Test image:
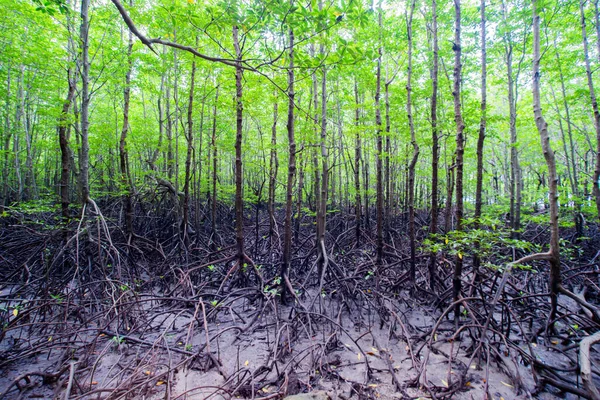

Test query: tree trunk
[429,0,439,290]
[473,0,487,273]
[149,54,166,172]
[294,155,304,242]
[580,0,600,220]
[553,43,582,234]
[22,76,35,201]
[452,0,465,321]
[316,65,329,280]
[14,66,24,202]
[182,42,196,244]
[281,21,296,304]
[120,17,134,239]
[364,145,370,231]
[268,95,279,244]
[211,85,220,241]
[59,68,77,222]
[532,0,561,322]
[166,82,173,178]
[444,156,455,233]
[501,13,522,238]
[474,0,487,229]
[2,67,11,208]
[79,0,91,206]
[406,0,418,282]
[375,7,384,266]
[233,26,246,263]
[354,79,362,244]
[384,76,392,238]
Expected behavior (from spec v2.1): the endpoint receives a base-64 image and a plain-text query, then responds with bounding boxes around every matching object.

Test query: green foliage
[422,220,540,270]
[31,0,68,15]
[111,335,125,347]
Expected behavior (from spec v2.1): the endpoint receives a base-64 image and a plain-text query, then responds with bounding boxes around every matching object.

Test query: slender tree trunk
[79,0,91,206]
[149,56,166,172]
[311,55,320,217]
[195,91,205,232]
[473,0,487,274]
[23,79,34,200]
[554,48,578,194]
[429,0,439,290]
[3,68,12,208]
[354,79,362,244]
[406,0,418,282]
[233,26,246,263]
[14,66,24,202]
[532,0,561,323]
[173,43,180,199]
[269,95,279,244]
[452,0,465,321]
[312,62,321,217]
[364,145,370,231]
[294,155,304,242]
[553,44,582,234]
[211,85,220,240]
[316,65,329,279]
[580,0,600,220]
[375,7,384,265]
[384,77,391,236]
[281,21,296,304]
[474,0,487,228]
[501,9,523,238]
[182,44,196,243]
[444,157,455,233]
[120,17,134,239]
[59,68,77,221]
[166,83,173,177]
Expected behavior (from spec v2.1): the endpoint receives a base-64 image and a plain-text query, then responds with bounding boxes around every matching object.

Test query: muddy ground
[1,207,599,399]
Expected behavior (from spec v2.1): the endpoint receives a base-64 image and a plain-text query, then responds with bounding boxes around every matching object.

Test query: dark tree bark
[580,0,600,220]
[384,72,392,238]
[79,0,91,206]
[281,20,296,304]
[354,79,362,244]
[149,56,166,172]
[364,142,370,231]
[444,156,455,233]
[452,0,465,321]
[120,15,134,239]
[166,79,173,178]
[429,0,439,290]
[211,85,220,242]
[473,0,487,275]
[59,68,77,222]
[233,26,246,264]
[406,0,418,281]
[474,0,487,229]
[268,95,279,244]
[294,155,304,242]
[182,42,196,244]
[316,65,329,282]
[375,7,384,266]
[311,48,320,218]
[13,66,24,202]
[2,67,11,208]
[507,45,521,237]
[22,73,34,201]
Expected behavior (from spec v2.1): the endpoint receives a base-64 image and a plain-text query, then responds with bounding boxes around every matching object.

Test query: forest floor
[0,200,599,399]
